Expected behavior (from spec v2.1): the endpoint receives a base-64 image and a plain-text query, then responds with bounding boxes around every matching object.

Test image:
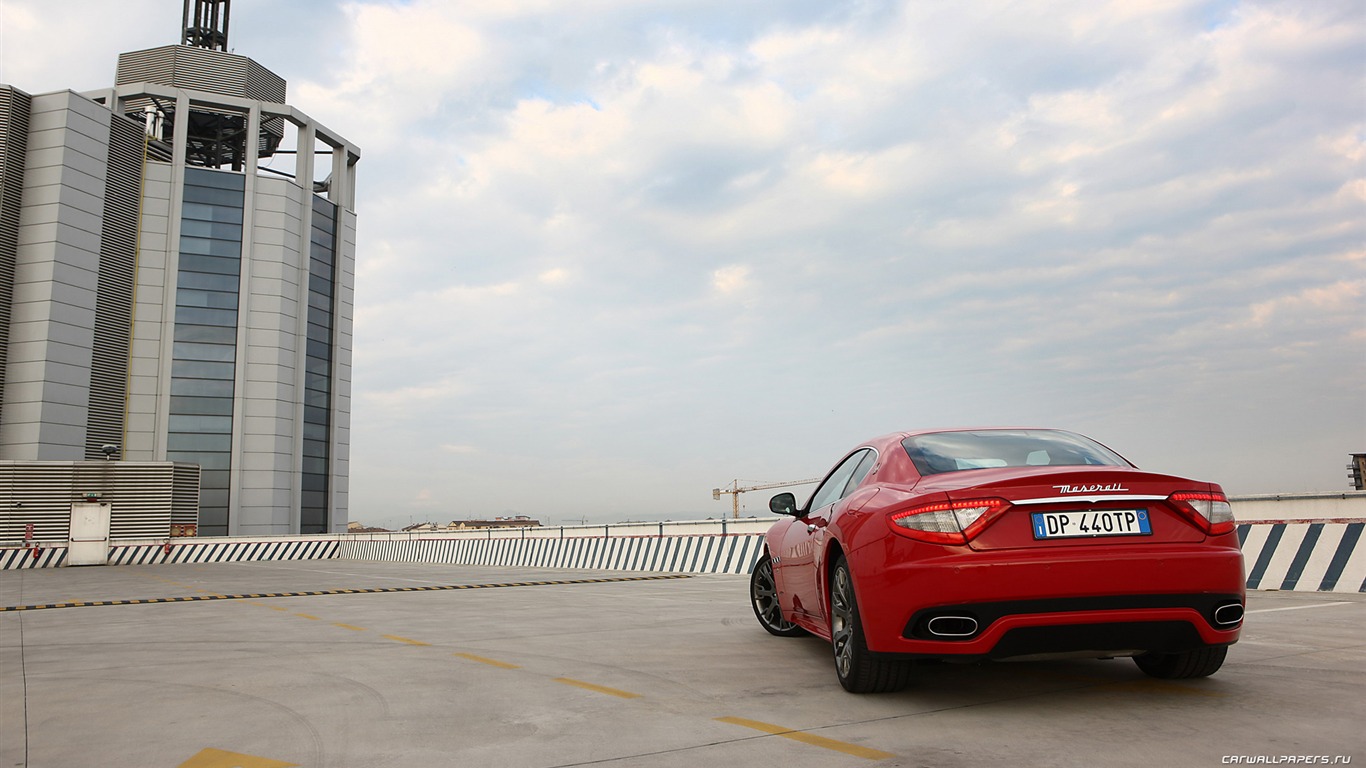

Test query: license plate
[1031,509,1151,539]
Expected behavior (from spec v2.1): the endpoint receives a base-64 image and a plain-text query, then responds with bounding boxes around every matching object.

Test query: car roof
[875,426,1059,441]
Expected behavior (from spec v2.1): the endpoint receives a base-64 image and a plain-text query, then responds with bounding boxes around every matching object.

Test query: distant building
[447,516,542,530]
[0,1,358,538]
[346,521,389,533]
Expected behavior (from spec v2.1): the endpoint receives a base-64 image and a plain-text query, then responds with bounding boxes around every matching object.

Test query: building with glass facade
[0,19,358,536]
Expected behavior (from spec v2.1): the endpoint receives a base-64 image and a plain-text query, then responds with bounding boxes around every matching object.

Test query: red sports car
[749,428,1244,693]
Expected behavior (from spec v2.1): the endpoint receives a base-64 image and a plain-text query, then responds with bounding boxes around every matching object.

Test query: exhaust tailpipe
[1213,603,1244,627]
[926,615,979,638]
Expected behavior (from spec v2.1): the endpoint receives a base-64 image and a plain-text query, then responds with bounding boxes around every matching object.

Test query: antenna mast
[183,0,231,51]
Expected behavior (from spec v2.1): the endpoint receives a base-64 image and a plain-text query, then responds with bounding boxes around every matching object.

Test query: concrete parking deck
[2,560,1363,767]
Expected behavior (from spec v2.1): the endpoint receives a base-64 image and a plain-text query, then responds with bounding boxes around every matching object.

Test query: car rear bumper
[849,541,1245,658]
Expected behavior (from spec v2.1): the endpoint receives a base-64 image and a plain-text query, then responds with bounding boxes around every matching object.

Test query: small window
[845,450,877,495]
[808,449,873,512]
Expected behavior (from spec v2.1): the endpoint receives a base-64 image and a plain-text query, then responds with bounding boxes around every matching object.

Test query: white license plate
[1031,509,1152,539]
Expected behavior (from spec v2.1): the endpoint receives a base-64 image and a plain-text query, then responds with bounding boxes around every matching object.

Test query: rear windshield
[901,430,1131,476]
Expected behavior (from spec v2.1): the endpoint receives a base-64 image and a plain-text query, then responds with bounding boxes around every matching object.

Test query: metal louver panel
[172,463,201,528]
[0,462,201,542]
[84,115,145,460]
[0,463,73,542]
[76,462,173,539]
[0,87,32,427]
[116,46,286,102]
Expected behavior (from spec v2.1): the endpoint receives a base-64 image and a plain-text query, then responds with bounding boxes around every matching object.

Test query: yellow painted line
[293,613,320,620]
[332,623,367,631]
[715,717,895,761]
[264,605,290,612]
[1103,679,1225,698]
[553,678,641,699]
[454,652,521,669]
[382,634,430,646]
[178,747,299,768]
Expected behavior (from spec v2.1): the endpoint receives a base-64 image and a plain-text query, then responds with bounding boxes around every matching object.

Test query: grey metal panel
[123,155,170,465]
[5,92,109,463]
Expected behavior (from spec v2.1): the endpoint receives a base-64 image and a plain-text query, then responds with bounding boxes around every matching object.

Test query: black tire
[750,553,805,637]
[1133,646,1228,679]
[830,556,912,693]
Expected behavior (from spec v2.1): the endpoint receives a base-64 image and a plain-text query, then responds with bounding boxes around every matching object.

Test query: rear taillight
[1168,491,1235,535]
[888,499,1011,544]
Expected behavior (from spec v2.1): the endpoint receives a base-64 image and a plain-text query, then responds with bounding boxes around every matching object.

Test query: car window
[844,449,877,496]
[901,429,1130,476]
[808,449,871,512]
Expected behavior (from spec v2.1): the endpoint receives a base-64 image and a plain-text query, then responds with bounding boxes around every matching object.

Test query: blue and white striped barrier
[1237,520,1364,593]
[3,520,1364,594]
[0,546,66,569]
[108,538,339,566]
[0,538,338,569]
[340,533,766,575]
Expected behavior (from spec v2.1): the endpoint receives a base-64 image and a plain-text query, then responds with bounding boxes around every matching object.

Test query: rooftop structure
[0,1,358,537]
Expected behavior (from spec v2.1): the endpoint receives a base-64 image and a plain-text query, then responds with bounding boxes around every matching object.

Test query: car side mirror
[770,492,798,516]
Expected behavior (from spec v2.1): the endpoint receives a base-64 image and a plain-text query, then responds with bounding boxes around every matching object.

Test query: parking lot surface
[2,560,1362,767]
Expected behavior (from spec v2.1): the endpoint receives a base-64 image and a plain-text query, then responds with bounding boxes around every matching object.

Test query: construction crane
[712,478,821,519]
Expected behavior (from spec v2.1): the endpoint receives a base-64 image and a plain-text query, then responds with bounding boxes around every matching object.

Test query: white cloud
[538,268,571,285]
[710,265,750,295]
[1242,279,1365,330]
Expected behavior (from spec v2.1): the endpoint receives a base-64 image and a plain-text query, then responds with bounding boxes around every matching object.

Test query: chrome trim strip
[1011,495,1168,506]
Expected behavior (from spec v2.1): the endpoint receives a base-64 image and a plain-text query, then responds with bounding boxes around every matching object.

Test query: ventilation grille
[116,46,286,103]
[0,87,31,427]
[0,462,201,541]
[0,463,71,541]
[84,115,144,460]
[172,463,201,527]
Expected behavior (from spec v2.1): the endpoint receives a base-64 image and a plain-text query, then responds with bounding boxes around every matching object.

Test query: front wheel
[830,556,912,693]
[1133,646,1228,679]
[750,553,805,637]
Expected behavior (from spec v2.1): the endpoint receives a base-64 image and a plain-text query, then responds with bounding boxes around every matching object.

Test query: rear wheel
[830,557,912,693]
[750,553,805,637]
[1133,646,1228,679]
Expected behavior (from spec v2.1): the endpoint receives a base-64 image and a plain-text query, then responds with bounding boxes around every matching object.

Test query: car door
[780,448,874,619]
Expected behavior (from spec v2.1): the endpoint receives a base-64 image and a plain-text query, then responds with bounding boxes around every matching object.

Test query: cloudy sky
[3,0,1363,528]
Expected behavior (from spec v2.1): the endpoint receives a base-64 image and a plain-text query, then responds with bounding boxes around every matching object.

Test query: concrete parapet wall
[1230,491,1366,522]
[3,516,1363,593]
